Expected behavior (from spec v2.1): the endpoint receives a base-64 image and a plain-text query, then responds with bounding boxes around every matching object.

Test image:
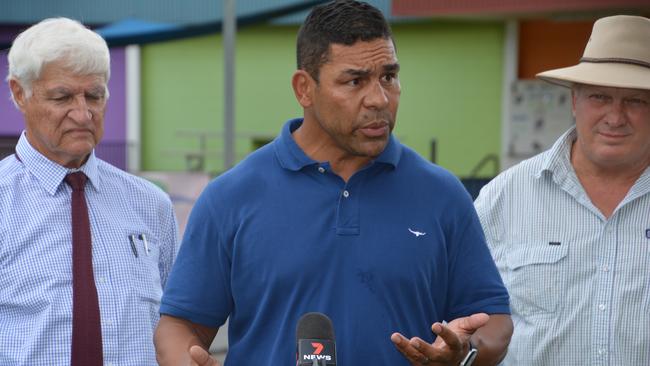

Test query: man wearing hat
[475,15,650,365]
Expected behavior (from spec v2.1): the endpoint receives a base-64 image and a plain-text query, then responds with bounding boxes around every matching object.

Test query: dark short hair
[297,0,393,81]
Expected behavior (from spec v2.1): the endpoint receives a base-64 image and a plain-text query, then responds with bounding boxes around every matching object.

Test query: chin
[67,145,95,157]
[361,146,387,158]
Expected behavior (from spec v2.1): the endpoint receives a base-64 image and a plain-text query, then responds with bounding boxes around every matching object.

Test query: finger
[189,345,220,366]
[454,313,490,333]
[409,336,455,364]
[391,333,428,364]
[430,322,462,352]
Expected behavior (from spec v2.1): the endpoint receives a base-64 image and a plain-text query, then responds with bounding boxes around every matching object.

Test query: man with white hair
[475,15,650,365]
[0,18,179,365]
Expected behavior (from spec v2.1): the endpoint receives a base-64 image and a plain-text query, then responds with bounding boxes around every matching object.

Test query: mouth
[66,129,93,135]
[598,131,629,140]
[358,122,389,138]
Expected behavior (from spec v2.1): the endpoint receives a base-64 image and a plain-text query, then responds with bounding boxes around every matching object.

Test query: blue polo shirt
[160,118,509,365]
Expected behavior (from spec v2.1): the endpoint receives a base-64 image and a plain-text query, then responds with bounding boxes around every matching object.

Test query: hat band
[581,56,650,69]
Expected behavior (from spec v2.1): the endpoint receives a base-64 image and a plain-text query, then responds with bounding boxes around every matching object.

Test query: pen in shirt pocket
[139,234,150,255]
[128,234,139,258]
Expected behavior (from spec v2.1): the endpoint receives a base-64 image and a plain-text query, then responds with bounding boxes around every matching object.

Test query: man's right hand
[189,345,221,366]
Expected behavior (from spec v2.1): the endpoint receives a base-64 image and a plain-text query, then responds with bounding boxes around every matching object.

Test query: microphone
[296,312,337,366]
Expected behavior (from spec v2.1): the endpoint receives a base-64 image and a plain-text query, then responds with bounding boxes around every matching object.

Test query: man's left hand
[390,313,489,365]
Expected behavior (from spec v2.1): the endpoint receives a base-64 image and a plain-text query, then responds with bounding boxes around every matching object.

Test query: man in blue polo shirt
[154,1,512,365]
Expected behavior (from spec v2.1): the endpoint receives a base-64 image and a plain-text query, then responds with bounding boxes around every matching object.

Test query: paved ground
[209,320,228,363]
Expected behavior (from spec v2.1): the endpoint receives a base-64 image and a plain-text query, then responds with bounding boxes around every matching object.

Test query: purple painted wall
[0,45,127,169]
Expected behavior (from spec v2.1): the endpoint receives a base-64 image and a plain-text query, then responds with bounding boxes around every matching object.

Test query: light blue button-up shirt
[475,128,650,365]
[0,133,179,366]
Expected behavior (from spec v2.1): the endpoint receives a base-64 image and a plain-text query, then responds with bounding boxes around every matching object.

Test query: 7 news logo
[298,338,336,365]
[303,342,332,361]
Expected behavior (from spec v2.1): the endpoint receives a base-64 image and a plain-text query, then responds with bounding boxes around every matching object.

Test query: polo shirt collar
[274,118,402,171]
[15,132,101,196]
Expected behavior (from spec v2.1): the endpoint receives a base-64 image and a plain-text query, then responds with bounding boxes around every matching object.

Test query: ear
[292,70,314,108]
[9,79,27,111]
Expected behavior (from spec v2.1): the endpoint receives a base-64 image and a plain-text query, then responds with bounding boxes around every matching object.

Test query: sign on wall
[504,80,574,169]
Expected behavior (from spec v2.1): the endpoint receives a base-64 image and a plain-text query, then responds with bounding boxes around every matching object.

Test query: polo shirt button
[343,190,350,198]
[318,167,325,173]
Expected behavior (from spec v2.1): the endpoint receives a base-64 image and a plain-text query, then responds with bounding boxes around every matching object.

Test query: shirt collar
[15,132,101,195]
[536,126,650,209]
[536,126,576,181]
[273,118,402,171]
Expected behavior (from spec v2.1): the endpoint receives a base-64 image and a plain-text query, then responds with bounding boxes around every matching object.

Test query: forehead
[35,61,106,90]
[324,38,397,71]
[577,83,650,97]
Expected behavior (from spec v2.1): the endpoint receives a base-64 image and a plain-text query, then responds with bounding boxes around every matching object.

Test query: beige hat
[537,15,650,90]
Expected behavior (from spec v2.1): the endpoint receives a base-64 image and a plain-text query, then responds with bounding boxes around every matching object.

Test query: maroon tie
[65,172,103,365]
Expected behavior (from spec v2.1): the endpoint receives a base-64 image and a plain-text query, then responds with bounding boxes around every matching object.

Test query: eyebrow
[45,86,106,96]
[342,63,401,78]
[383,63,400,73]
[45,87,72,96]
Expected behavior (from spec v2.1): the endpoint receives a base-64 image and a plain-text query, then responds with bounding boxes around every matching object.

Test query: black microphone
[296,312,337,366]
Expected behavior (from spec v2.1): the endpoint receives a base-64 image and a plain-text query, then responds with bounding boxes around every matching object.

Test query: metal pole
[223,0,236,171]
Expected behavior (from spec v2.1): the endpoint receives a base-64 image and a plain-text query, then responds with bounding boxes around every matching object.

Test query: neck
[293,118,371,182]
[570,141,648,218]
[570,142,648,184]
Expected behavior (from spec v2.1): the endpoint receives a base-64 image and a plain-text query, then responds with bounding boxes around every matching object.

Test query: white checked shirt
[0,133,179,366]
[475,127,650,366]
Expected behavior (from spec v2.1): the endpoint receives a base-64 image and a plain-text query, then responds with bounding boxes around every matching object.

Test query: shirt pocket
[505,244,569,317]
[125,229,163,304]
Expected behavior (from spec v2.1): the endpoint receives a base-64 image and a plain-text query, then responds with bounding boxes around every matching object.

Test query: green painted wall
[393,21,503,177]
[141,21,503,177]
[141,26,300,174]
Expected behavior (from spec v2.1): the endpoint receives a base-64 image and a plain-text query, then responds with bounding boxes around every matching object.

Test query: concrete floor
[208,320,228,364]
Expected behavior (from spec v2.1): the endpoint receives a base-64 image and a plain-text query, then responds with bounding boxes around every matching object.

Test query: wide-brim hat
[537,15,650,91]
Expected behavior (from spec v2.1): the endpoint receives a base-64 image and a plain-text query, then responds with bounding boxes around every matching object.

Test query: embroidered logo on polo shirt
[646,229,650,239]
[408,228,426,237]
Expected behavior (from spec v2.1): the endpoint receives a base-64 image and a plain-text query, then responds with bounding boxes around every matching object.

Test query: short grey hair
[6,17,110,101]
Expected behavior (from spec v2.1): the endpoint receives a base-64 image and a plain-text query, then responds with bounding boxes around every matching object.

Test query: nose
[67,95,93,123]
[605,99,627,127]
[363,80,389,110]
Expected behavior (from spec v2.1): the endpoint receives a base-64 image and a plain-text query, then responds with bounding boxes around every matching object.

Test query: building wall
[140,21,504,177]
[394,21,503,177]
[140,25,299,174]
[518,19,593,79]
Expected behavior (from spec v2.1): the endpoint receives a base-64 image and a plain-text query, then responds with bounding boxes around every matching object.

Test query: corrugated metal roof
[0,1,330,49]
[0,0,392,25]
[0,0,394,49]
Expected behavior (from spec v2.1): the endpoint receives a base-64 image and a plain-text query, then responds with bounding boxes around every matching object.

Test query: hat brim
[537,62,650,91]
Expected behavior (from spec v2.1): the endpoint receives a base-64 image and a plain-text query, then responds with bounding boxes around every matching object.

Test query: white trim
[126,45,141,172]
